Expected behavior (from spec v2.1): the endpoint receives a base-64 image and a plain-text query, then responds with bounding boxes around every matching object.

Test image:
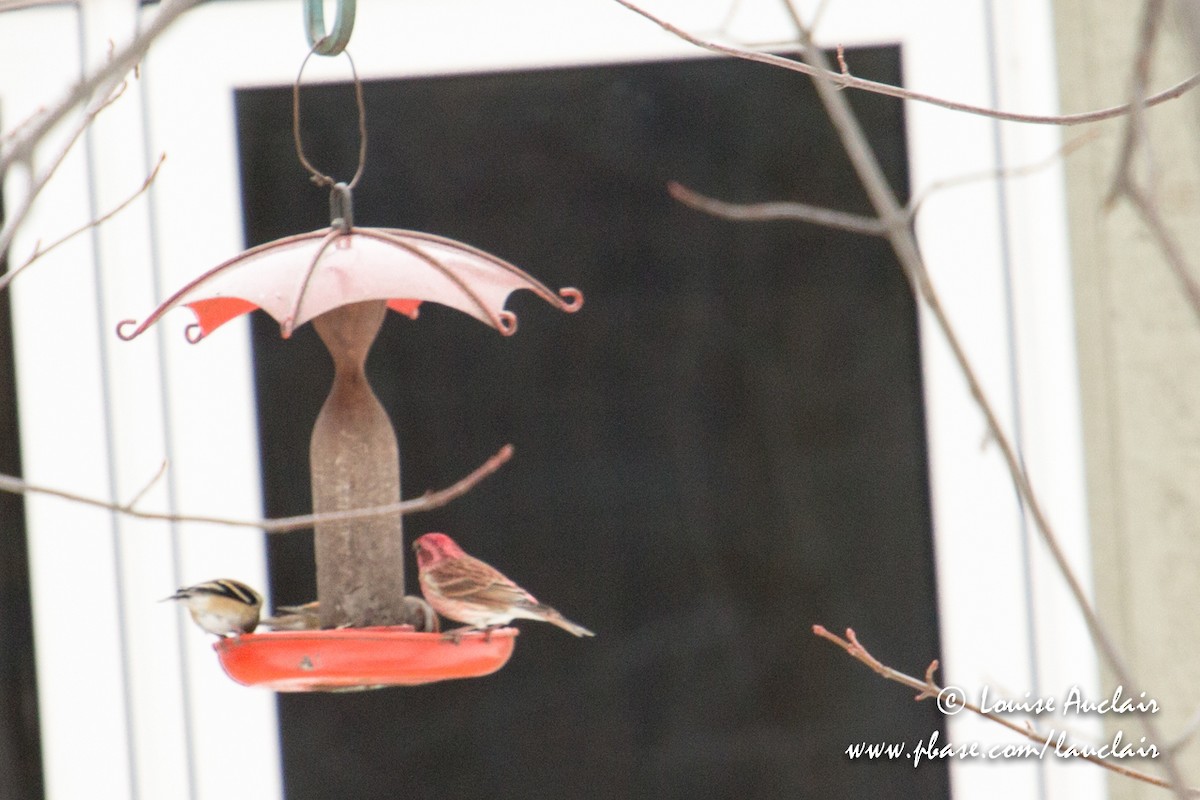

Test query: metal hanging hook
[329,182,354,232]
[305,0,356,56]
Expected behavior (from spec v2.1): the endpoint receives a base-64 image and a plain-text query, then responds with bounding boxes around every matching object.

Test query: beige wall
[1053,1,1200,795]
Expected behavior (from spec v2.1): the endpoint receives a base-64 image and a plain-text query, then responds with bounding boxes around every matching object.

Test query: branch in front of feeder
[0,443,514,532]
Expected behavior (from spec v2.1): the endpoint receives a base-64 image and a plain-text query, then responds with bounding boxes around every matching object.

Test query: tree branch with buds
[813,626,1190,793]
[611,0,1197,792]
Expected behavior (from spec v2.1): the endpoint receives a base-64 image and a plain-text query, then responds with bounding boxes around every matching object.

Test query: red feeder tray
[214,626,518,692]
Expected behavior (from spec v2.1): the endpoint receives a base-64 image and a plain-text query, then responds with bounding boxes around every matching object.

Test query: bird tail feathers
[544,608,595,637]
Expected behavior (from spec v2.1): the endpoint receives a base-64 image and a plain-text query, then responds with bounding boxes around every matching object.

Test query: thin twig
[0,444,514,533]
[2,104,49,148]
[670,132,1097,237]
[1121,180,1200,319]
[608,0,1200,127]
[808,0,833,38]
[0,153,165,293]
[907,131,1099,222]
[667,181,886,235]
[0,81,128,267]
[1166,705,1200,759]
[122,459,169,512]
[0,0,73,11]
[1104,0,1200,326]
[0,0,200,177]
[813,626,1188,792]
[1109,0,1165,206]
[715,0,744,38]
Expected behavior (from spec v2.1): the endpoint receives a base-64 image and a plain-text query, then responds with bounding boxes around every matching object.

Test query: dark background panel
[0,193,45,800]
[239,48,946,799]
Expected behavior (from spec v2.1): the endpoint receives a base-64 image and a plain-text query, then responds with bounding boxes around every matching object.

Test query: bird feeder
[120,33,582,689]
[216,627,518,692]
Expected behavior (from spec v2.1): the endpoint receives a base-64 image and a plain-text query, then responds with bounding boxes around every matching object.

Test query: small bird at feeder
[413,532,595,638]
[261,601,322,631]
[163,579,262,637]
[260,597,441,632]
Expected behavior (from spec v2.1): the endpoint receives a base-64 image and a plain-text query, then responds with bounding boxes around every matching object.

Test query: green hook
[305,0,356,56]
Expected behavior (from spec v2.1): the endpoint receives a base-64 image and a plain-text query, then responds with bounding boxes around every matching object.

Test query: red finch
[413,532,595,637]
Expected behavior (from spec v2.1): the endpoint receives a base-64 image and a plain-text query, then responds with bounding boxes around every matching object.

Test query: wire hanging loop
[292,41,368,230]
[305,0,356,56]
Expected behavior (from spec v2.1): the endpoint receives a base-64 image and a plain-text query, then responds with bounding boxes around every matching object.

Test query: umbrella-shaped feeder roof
[117,226,582,343]
[126,220,583,691]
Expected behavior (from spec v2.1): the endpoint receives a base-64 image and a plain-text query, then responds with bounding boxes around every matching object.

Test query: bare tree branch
[813,626,1191,793]
[122,458,169,511]
[1110,0,1165,202]
[0,152,165,293]
[1120,179,1200,318]
[1167,705,1200,760]
[1103,0,1200,324]
[1,0,195,295]
[667,181,886,235]
[617,0,1192,790]
[0,81,128,268]
[0,444,514,533]
[671,132,1098,236]
[608,0,1200,126]
[0,0,72,11]
[0,0,200,177]
[907,131,1099,221]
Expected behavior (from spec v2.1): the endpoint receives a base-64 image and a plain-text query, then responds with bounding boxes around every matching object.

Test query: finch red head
[413,532,595,637]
